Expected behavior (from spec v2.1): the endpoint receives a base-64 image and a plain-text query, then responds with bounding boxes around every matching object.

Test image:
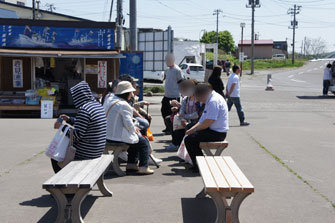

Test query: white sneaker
[118,151,128,162]
[166,143,177,151]
[149,155,163,165]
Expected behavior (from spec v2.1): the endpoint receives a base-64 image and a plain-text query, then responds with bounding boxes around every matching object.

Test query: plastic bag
[45,125,70,162]
[173,115,184,131]
[147,129,155,141]
[176,136,193,165]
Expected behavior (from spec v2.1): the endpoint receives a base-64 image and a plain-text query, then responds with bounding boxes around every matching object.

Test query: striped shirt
[68,81,107,160]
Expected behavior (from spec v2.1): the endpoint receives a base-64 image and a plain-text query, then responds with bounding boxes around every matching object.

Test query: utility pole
[213,9,223,50]
[288,4,302,64]
[240,22,246,77]
[32,0,36,20]
[246,0,261,75]
[129,0,137,51]
[116,0,124,49]
[109,0,114,22]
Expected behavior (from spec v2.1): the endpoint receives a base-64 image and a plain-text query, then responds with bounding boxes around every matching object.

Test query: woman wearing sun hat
[103,81,154,175]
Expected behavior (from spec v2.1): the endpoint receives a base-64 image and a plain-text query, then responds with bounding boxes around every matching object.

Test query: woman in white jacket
[104,81,154,175]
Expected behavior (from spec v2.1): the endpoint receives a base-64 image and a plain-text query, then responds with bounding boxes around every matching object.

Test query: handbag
[45,125,71,162]
[176,136,193,165]
[173,115,184,131]
[58,128,76,168]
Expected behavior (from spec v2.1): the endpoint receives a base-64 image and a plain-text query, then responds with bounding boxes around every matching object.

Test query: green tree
[200,31,235,54]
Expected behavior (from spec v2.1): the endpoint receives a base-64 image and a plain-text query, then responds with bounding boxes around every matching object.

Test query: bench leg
[214,148,225,156]
[97,172,113,197]
[113,148,126,176]
[231,193,251,223]
[47,188,67,223]
[202,148,214,156]
[207,191,226,223]
[196,187,207,199]
[71,189,90,223]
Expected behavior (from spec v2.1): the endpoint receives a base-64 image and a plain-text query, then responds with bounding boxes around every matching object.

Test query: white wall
[5,0,26,6]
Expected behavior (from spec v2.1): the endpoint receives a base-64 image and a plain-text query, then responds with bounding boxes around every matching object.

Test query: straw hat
[115,81,136,95]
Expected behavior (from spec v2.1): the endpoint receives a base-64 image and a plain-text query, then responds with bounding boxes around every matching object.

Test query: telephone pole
[288,4,302,64]
[116,0,124,48]
[109,0,114,22]
[32,0,36,20]
[213,9,223,49]
[246,0,260,75]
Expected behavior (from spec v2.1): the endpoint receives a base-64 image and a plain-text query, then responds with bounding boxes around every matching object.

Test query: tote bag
[58,128,76,168]
[176,136,193,165]
[45,125,71,162]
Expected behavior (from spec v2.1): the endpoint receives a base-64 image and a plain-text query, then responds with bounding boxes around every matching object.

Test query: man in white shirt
[323,63,332,96]
[226,65,250,126]
[185,83,228,172]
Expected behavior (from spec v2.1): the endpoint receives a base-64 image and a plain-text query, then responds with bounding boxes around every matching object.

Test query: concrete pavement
[0,60,335,222]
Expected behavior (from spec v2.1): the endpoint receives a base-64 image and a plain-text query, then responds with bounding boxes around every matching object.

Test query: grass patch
[251,136,335,208]
[143,86,165,94]
[206,51,306,70]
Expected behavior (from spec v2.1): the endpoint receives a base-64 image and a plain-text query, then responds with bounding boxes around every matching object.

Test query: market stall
[0,18,123,117]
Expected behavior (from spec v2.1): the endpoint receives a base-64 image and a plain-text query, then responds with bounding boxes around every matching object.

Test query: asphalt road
[0,61,334,223]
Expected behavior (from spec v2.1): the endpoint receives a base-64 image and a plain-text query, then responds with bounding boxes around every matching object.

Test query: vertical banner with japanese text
[13,59,23,88]
[97,61,107,88]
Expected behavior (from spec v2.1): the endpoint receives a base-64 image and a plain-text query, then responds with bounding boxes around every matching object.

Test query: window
[17,1,25,6]
[190,66,198,71]
[180,64,187,70]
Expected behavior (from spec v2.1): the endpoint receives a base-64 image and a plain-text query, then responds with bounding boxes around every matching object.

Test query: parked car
[143,71,165,83]
[180,63,205,82]
[272,54,286,60]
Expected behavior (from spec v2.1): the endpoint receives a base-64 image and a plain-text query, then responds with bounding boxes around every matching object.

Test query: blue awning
[0,8,19,19]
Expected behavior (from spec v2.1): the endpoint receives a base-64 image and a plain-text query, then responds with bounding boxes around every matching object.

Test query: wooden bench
[43,155,113,223]
[200,141,229,156]
[104,142,129,176]
[196,156,254,223]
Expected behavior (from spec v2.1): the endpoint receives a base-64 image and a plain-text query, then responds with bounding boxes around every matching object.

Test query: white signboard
[97,61,107,88]
[41,100,53,119]
[13,59,23,88]
[239,52,245,62]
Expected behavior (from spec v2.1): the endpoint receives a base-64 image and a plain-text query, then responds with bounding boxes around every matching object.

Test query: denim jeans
[108,136,150,167]
[136,117,149,135]
[227,97,245,124]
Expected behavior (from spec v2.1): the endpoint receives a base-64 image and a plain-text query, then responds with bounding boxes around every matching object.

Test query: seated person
[103,81,154,175]
[101,79,120,105]
[184,83,229,172]
[167,79,203,150]
[53,81,107,173]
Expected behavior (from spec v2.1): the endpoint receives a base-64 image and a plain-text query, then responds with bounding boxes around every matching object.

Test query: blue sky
[29,0,335,51]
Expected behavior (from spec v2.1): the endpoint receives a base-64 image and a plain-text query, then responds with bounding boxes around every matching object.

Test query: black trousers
[172,122,197,146]
[323,80,331,95]
[161,96,180,130]
[184,129,227,168]
[51,159,62,173]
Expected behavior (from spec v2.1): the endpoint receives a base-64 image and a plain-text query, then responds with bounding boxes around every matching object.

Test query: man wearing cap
[161,54,185,134]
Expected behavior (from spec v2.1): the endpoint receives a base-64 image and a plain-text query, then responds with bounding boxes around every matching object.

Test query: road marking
[313,68,318,71]
[307,69,312,72]
[298,72,304,75]
[291,78,306,83]
[288,75,294,78]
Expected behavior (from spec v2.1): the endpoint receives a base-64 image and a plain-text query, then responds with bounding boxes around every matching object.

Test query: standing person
[208,66,225,98]
[184,83,229,172]
[225,59,231,76]
[226,65,250,126]
[53,81,107,173]
[161,54,184,134]
[323,63,332,96]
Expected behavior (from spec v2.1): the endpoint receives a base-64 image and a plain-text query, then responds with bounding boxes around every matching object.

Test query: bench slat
[205,157,230,192]
[214,157,242,192]
[196,157,217,192]
[66,157,103,187]
[43,161,88,188]
[223,156,254,193]
[79,155,113,188]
